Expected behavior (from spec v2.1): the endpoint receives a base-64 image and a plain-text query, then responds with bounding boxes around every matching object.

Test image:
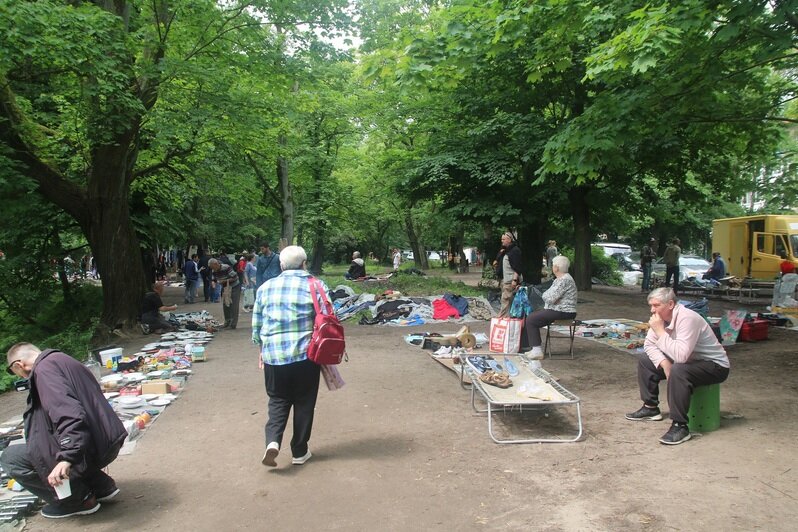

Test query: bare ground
[2,277,797,531]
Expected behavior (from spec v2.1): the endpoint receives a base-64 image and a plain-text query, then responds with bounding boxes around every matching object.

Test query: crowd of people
[1,230,739,522]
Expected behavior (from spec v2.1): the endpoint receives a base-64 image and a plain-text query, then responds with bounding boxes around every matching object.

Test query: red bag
[307,278,347,365]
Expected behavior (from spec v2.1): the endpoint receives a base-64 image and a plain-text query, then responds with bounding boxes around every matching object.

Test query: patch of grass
[318,270,487,297]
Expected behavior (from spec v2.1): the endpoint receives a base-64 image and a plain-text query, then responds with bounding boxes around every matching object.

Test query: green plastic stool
[688,384,721,432]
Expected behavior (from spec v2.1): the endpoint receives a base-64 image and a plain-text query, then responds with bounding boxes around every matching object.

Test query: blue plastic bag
[510,286,533,318]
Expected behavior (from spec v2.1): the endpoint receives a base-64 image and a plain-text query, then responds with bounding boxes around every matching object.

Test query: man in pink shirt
[626,288,730,445]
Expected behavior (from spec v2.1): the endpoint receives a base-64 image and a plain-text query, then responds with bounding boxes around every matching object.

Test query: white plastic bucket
[98,347,123,365]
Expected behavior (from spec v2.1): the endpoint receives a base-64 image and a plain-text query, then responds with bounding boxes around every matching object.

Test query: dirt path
[4,285,797,531]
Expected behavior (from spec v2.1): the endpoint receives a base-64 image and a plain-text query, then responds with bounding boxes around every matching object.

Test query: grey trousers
[637,354,729,424]
[222,283,242,328]
[0,444,116,504]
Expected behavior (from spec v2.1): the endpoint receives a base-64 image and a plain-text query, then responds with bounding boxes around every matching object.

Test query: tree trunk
[309,222,326,275]
[277,150,294,244]
[569,185,593,291]
[405,208,428,270]
[518,226,545,285]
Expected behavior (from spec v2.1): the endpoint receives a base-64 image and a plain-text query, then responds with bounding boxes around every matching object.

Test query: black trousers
[0,443,118,505]
[665,265,680,294]
[524,309,577,347]
[263,359,321,458]
[637,354,729,424]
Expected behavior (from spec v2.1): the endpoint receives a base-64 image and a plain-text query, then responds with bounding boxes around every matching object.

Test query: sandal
[479,370,513,389]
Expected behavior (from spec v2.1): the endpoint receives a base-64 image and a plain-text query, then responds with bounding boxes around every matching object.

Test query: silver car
[651,255,711,281]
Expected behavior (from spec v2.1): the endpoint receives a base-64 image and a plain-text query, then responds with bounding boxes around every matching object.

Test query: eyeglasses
[6,360,22,375]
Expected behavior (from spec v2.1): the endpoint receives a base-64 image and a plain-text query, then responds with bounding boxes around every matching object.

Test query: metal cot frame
[466,364,583,444]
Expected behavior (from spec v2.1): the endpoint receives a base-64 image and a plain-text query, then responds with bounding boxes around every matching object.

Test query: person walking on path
[662,238,681,295]
[252,246,326,468]
[494,232,522,317]
[255,242,281,289]
[209,258,241,329]
[183,254,201,303]
[1,343,127,518]
[640,238,657,292]
[625,288,729,445]
[392,248,402,271]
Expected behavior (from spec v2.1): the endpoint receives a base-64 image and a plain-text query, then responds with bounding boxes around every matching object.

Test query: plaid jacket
[251,270,328,365]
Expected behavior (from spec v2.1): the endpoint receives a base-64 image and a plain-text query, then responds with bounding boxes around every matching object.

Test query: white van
[593,243,632,257]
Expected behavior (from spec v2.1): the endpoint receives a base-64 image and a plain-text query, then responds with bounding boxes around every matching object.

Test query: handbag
[242,286,255,307]
[307,278,347,365]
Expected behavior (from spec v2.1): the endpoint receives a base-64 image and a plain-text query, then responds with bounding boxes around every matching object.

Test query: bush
[0,283,102,390]
[561,247,623,286]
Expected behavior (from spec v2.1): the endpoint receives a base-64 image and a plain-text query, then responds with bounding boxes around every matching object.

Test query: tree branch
[0,76,88,224]
[246,152,282,208]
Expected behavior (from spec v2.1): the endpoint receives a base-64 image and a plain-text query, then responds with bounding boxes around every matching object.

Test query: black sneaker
[659,423,692,445]
[41,495,100,519]
[625,405,663,421]
[96,487,120,502]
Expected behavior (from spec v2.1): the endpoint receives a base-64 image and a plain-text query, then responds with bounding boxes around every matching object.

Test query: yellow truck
[712,215,798,278]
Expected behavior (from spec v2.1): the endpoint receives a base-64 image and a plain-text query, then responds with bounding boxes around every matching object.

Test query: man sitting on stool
[626,287,730,445]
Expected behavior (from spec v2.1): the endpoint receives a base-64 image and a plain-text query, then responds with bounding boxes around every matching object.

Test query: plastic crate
[739,319,769,342]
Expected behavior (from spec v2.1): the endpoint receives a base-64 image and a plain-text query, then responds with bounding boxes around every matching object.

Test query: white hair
[7,342,41,365]
[647,287,677,305]
[280,246,307,270]
[552,255,570,273]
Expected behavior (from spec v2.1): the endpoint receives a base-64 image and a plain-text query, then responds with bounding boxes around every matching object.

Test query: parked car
[611,253,641,271]
[593,242,632,257]
[651,255,711,281]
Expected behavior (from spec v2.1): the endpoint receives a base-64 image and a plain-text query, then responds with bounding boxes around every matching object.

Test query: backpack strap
[308,277,333,316]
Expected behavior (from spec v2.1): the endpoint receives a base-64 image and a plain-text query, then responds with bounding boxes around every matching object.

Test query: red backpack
[307,278,347,365]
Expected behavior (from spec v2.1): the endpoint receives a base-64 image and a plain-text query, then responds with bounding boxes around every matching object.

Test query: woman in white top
[524,255,577,359]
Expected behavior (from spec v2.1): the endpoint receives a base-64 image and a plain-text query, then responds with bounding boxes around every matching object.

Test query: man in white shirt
[626,288,730,445]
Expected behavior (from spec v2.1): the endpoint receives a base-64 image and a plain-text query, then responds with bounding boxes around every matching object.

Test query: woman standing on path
[252,246,327,467]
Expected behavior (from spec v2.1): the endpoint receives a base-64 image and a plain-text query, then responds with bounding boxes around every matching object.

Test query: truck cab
[713,215,798,278]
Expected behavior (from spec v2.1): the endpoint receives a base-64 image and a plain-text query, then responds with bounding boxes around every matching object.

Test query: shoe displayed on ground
[41,495,100,519]
[292,450,312,465]
[503,357,519,377]
[466,356,492,374]
[625,405,663,421]
[262,441,279,467]
[659,423,692,445]
[96,487,120,503]
[486,358,503,373]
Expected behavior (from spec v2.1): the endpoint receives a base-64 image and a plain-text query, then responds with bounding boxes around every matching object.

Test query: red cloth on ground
[432,298,460,319]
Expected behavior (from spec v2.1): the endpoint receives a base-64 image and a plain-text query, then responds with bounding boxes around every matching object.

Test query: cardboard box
[140,380,171,395]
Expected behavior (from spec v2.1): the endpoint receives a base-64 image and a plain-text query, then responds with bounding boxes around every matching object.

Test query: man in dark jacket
[1,343,128,519]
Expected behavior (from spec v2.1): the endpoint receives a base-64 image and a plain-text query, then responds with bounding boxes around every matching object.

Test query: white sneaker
[262,442,279,467]
[528,347,544,360]
[292,450,312,465]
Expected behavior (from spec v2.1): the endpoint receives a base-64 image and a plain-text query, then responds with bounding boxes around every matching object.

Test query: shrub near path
[6,282,797,531]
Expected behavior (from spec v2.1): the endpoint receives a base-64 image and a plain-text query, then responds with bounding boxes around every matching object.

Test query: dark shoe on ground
[262,442,279,467]
[96,487,120,503]
[625,405,663,421]
[41,495,100,519]
[659,423,692,445]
